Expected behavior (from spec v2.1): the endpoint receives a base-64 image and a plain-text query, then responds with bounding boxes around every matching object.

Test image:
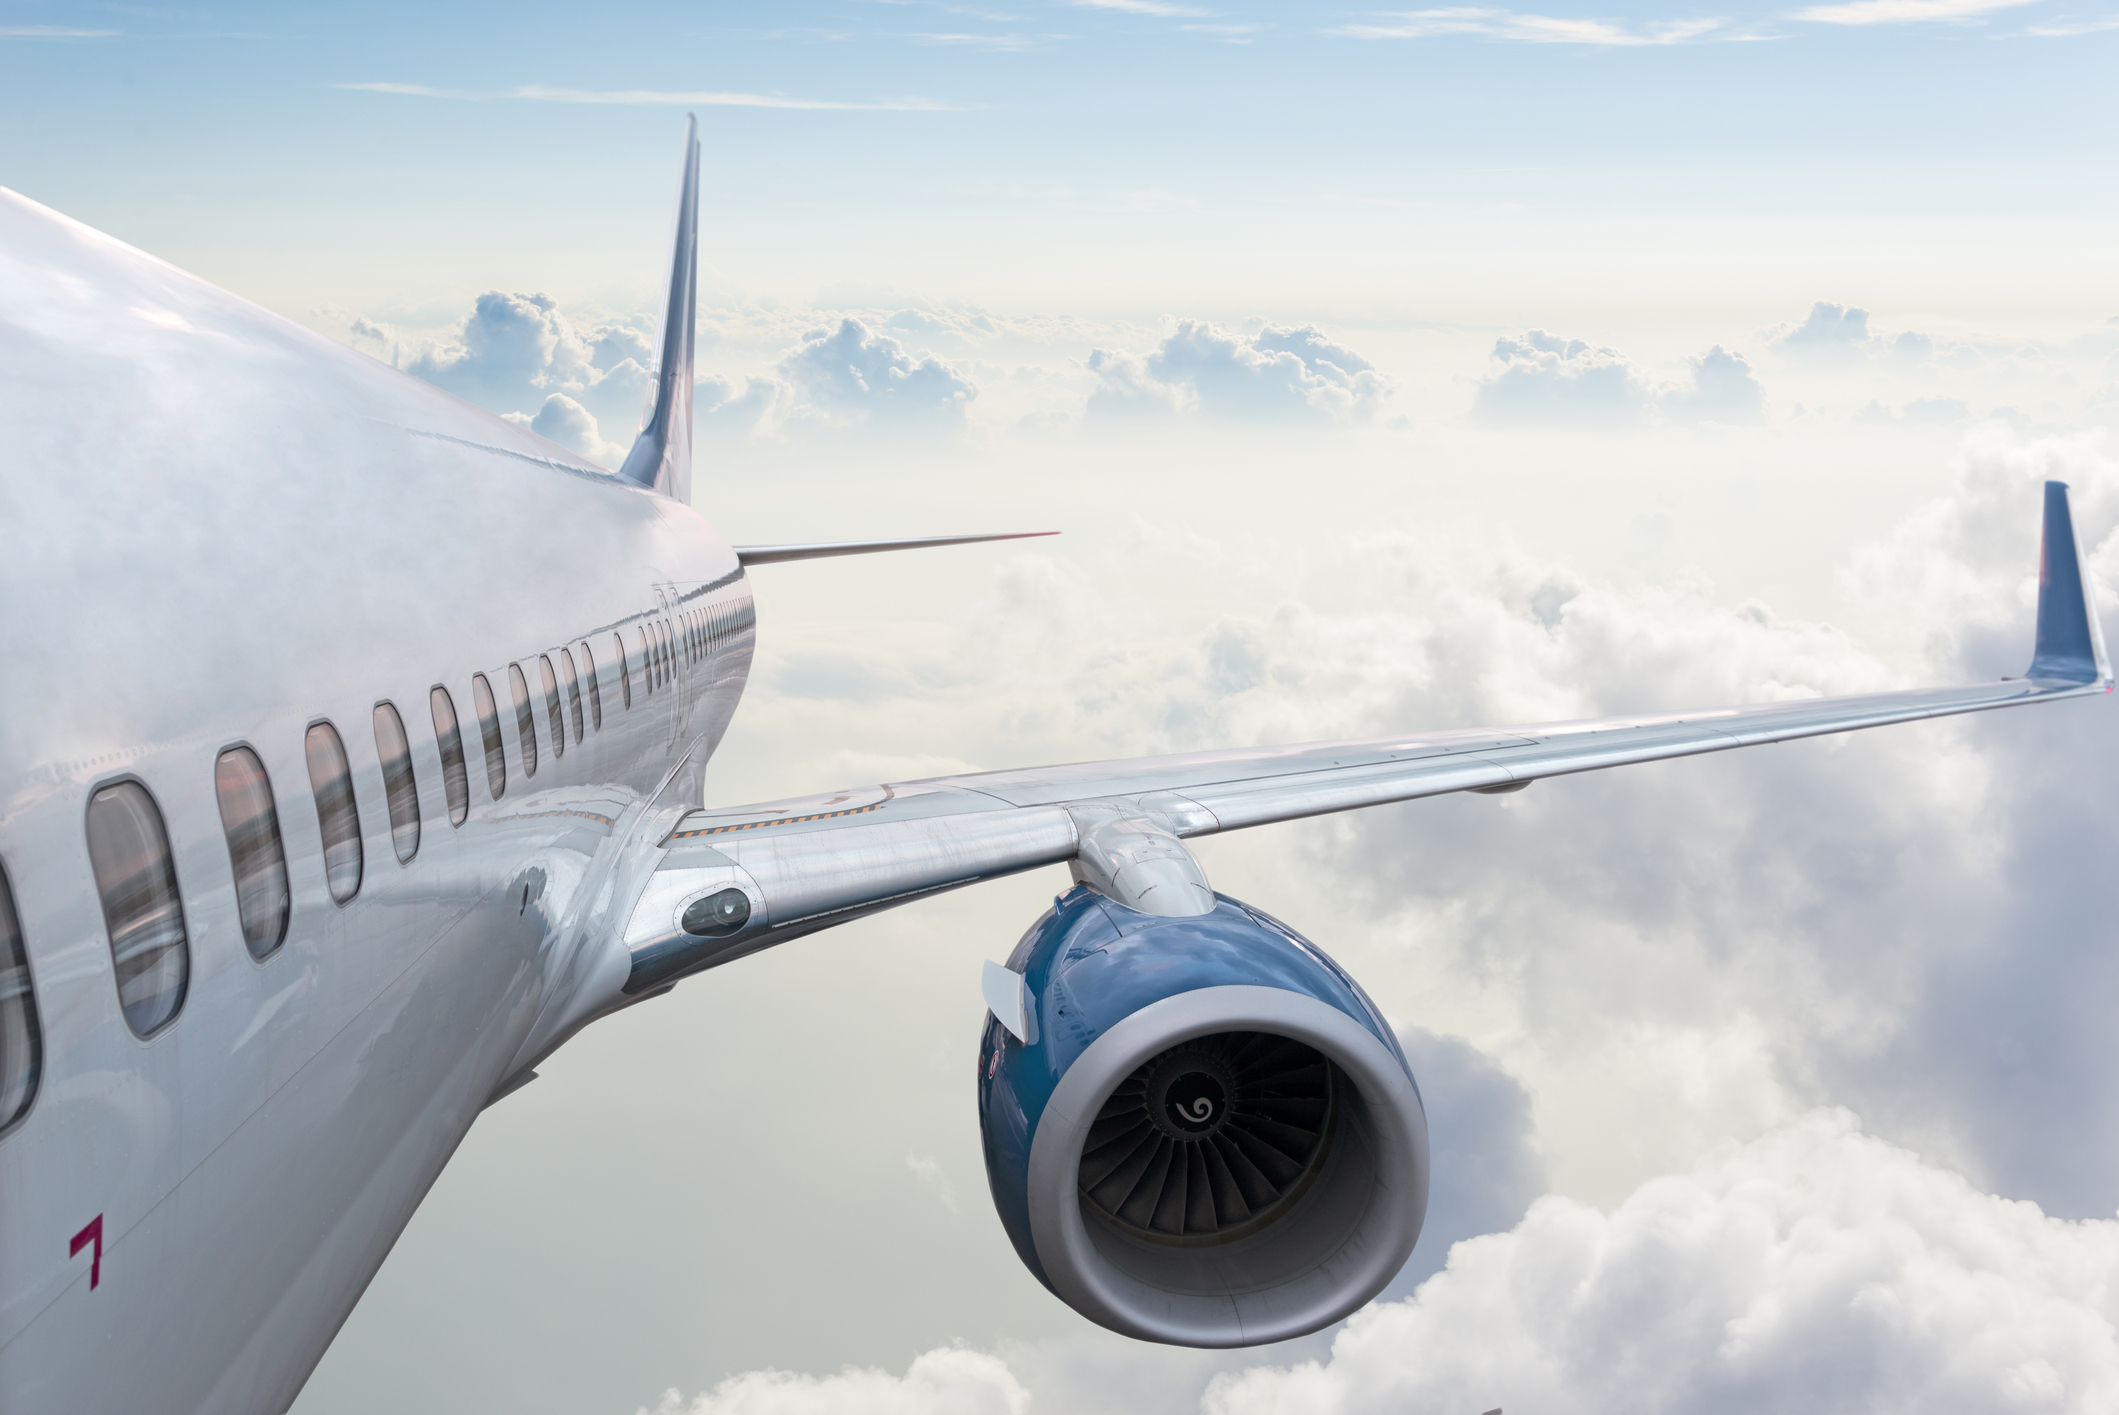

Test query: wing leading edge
[618,482,2109,994]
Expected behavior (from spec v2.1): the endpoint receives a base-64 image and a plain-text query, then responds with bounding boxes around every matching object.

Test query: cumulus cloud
[1473,332,1763,426]
[1776,299,1873,357]
[1472,330,1650,426]
[1663,344,1767,425]
[501,392,627,464]
[1203,1109,2119,1415]
[392,290,657,464]
[1086,320,1391,422]
[639,1348,1028,1415]
[775,318,979,427]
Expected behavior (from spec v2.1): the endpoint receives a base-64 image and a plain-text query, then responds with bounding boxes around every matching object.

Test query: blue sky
[7,0,2118,325]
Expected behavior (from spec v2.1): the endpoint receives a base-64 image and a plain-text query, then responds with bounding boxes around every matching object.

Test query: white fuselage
[0,191,749,1413]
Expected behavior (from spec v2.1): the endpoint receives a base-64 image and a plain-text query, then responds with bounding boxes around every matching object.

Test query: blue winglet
[2024,480,2112,685]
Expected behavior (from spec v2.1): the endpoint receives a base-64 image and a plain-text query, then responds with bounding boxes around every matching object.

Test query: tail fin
[619,115,700,502]
[2025,480,2112,685]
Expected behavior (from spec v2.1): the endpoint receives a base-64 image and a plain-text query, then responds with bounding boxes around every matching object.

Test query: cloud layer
[638,1348,1028,1415]
[1473,330,1766,426]
[1087,320,1390,422]
[1204,1109,2119,1415]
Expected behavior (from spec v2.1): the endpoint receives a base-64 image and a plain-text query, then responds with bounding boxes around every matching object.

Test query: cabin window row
[0,606,754,1134]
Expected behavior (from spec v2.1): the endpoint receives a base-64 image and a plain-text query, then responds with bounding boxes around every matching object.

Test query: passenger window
[430,687,470,825]
[472,673,506,799]
[560,648,585,743]
[0,864,43,1134]
[578,643,602,731]
[613,634,632,708]
[372,703,421,864]
[538,656,565,761]
[213,747,291,959]
[85,781,190,1037]
[509,663,539,776]
[636,627,653,696]
[305,723,364,904]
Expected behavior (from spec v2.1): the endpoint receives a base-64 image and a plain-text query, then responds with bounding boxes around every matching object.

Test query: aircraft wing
[618,482,2110,995]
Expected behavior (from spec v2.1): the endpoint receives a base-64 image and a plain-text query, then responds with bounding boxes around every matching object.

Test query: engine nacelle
[978,886,1428,1347]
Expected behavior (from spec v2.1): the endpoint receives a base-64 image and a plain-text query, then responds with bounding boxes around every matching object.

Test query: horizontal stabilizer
[736,531,1057,566]
[2025,480,2112,686]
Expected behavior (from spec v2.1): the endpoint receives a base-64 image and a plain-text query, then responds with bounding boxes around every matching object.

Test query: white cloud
[1472,330,1652,425]
[1203,1110,2119,1415]
[335,82,961,111]
[696,372,791,436]
[1086,320,1391,422]
[1069,0,1210,16]
[395,290,653,439]
[640,1348,1028,1415]
[1662,345,1767,424]
[1795,0,2034,21]
[775,318,980,426]
[0,25,119,38]
[1774,299,1872,358]
[507,392,627,465]
[1333,9,1726,44]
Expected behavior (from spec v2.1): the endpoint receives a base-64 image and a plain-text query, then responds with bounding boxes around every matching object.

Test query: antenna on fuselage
[619,113,699,503]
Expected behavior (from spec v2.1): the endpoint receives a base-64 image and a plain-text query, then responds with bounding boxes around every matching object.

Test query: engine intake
[979,887,1428,1347]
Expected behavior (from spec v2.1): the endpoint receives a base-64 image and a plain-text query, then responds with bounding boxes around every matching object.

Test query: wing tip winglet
[2025,479,2112,686]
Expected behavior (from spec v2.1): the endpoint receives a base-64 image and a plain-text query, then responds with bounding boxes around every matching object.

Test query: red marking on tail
[71,1214,102,1289]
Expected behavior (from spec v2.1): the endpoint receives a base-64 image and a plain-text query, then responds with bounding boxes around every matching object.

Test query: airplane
[0,115,2108,1413]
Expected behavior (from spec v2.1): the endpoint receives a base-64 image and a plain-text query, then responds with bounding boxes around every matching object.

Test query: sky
[11,3,2119,1413]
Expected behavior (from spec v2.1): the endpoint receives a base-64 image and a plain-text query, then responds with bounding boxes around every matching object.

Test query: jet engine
[978,886,1429,1347]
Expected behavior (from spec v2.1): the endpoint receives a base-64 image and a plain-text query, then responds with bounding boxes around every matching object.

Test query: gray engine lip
[1025,984,1429,1347]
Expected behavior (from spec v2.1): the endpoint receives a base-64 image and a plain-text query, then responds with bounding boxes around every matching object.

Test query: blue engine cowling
[978,885,1429,1347]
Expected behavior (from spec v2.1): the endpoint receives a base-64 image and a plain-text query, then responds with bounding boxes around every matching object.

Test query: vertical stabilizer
[2025,480,2112,685]
[619,115,699,502]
